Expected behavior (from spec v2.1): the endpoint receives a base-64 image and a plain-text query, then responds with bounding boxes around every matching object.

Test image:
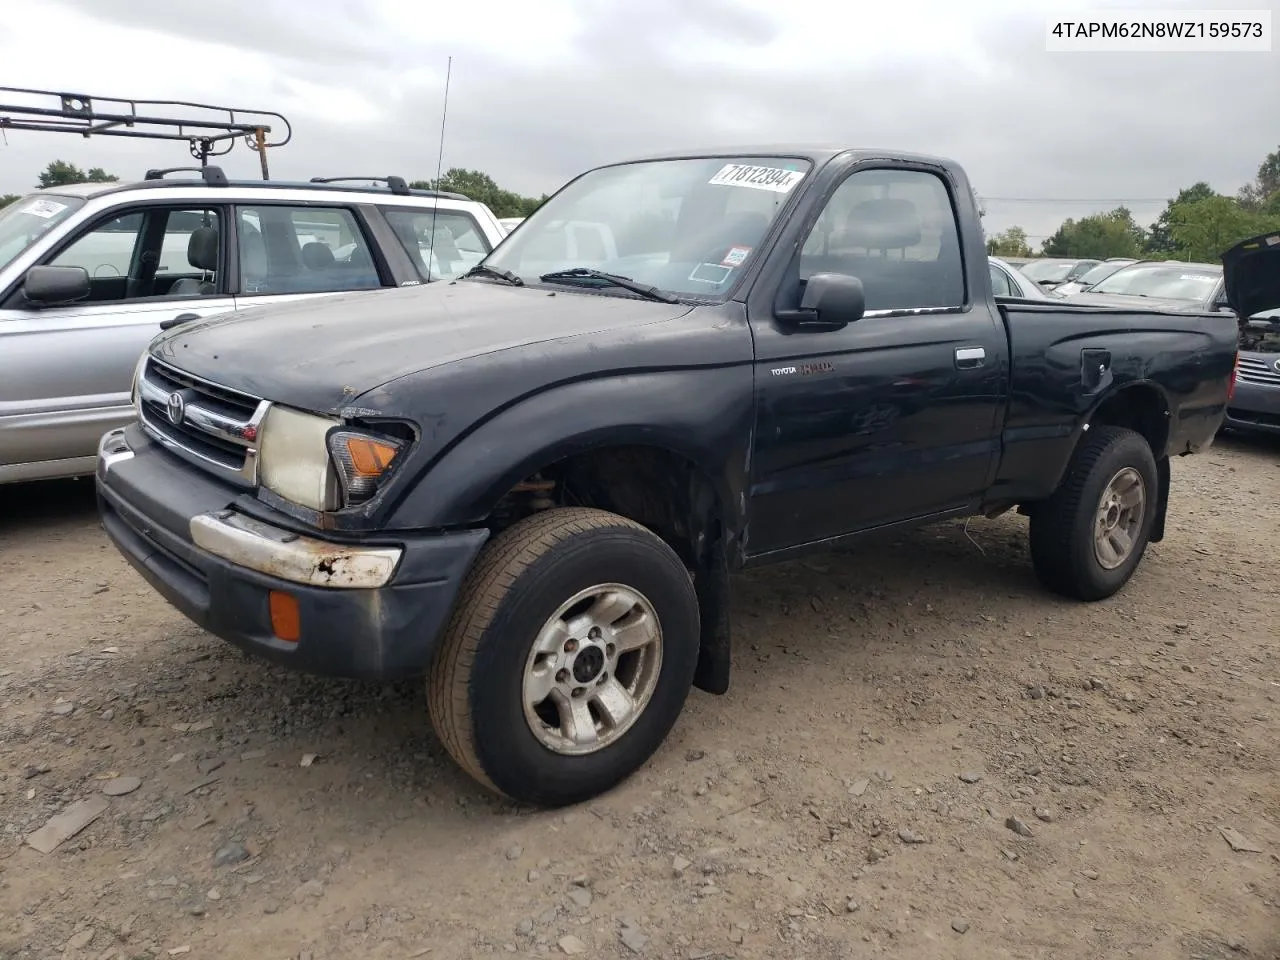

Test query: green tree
[1167,195,1280,261]
[1,194,19,209]
[409,167,545,219]
[37,160,118,188]
[1145,182,1217,255]
[986,225,1032,257]
[1237,147,1280,212]
[1041,207,1143,259]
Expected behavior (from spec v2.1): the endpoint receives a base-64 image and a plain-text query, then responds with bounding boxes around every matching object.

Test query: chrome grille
[1237,356,1280,386]
[136,356,269,485]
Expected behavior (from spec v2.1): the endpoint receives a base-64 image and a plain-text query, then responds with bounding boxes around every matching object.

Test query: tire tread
[1029,425,1153,600]
[427,507,652,798]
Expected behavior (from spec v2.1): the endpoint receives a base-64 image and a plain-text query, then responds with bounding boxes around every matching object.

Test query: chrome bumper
[189,511,403,589]
[97,427,402,590]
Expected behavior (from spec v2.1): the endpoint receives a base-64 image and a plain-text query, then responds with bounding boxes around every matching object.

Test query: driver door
[0,203,233,478]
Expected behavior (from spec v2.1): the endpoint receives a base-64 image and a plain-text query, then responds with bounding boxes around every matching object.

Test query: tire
[427,507,700,807]
[1029,425,1158,601]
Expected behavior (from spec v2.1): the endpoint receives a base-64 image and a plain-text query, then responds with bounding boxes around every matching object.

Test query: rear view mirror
[24,265,90,305]
[778,272,866,330]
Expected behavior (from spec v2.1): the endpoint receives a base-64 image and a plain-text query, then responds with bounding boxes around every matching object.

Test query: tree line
[0,161,545,219]
[987,147,1280,263]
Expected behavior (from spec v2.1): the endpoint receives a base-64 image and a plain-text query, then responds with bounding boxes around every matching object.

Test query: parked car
[0,171,508,484]
[1219,232,1280,436]
[1017,257,1102,290]
[1058,259,1227,311]
[498,217,526,234]
[95,145,1241,807]
[1050,258,1139,297]
[988,255,1057,299]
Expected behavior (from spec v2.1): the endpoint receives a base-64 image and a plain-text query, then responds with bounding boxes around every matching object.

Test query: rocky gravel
[1,432,1277,959]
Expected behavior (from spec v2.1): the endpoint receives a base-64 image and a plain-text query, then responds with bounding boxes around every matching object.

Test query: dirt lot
[1,434,1278,960]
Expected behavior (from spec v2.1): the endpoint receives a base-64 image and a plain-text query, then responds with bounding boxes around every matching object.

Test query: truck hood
[151,281,694,413]
[1221,231,1280,319]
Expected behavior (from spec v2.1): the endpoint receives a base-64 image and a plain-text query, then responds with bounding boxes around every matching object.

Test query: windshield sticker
[1266,235,1279,246]
[688,262,733,285]
[721,245,752,268]
[24,198,69,219]
[708,164,804,193]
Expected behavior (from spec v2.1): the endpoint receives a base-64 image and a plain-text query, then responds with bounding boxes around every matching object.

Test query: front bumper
[1225,379,1280,435]
[95,425,489,680]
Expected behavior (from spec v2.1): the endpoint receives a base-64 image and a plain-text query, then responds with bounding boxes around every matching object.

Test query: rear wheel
[1029,425,1158,601]
[427,507,700,807]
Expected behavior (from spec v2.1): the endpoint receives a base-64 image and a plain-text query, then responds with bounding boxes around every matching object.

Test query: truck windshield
[479,156,812,298]
[1088,263,1221,300]
[0,194,87,272]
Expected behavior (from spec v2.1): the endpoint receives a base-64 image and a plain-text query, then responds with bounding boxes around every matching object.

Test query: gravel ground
[1,432,1277,960]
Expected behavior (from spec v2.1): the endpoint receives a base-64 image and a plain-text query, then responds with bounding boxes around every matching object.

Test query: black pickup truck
[95,146,1240,807]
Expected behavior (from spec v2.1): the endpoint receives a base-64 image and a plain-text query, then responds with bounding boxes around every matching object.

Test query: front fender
[381,366,756,531]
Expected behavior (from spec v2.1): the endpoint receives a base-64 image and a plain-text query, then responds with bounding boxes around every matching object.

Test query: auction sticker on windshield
[708,164,804,193]
[23,198,69,219]
[721,245,752,267]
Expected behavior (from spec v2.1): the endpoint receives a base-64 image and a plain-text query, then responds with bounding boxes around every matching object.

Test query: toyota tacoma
[95,146,1243,807]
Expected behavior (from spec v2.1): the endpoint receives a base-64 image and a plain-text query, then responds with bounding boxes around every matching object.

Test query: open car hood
[1221,231,1280,319]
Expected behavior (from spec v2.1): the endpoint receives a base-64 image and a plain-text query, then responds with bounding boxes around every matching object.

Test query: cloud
[1,0,1274,246]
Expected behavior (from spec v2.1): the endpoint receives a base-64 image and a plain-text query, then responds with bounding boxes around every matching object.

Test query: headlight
[258,405,343,511]
[258,405,408,512]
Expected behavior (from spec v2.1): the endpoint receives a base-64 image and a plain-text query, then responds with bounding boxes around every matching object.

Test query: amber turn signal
[269,590,301,643]
[343,435,400,477]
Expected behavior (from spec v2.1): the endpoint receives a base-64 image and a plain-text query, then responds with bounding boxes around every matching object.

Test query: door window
[799,169,965,312]
[382,208,494,281]
[46,207,223,303]
[989,263,1015,297]
[235,205,382,295]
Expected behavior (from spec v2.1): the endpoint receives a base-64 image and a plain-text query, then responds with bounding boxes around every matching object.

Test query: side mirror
[23,265,91,306]
[777,273,865,330]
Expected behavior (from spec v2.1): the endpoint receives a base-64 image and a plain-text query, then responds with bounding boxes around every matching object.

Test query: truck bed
[991,300,1238,504]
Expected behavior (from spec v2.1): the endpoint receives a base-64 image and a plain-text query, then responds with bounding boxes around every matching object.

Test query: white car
[988,256,1056,300]
[0,170,507,483]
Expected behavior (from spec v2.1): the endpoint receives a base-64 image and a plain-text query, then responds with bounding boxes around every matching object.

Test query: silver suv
[0,169,507,483]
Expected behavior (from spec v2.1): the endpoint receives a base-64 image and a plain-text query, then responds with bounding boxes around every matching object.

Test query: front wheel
[427,507,700,807]
[1029,425,1158,601]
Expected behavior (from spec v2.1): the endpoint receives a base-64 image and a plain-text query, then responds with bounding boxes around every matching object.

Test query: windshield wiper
[461,264,524,286]
[538,267,679,304]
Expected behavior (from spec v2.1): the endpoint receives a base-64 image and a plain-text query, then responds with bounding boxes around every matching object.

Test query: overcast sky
[1,0,1275,245]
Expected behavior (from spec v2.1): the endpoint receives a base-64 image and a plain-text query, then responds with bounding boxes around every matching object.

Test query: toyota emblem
[1274,358,1280,374]
[166,391,185,426]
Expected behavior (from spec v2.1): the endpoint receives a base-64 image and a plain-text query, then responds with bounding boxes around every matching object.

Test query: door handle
[955,346,986,369]
[159,312,202,331]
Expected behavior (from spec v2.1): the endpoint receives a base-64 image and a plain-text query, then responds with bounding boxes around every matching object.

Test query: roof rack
[144,166,229,186]
[311,175,412,195]
[0,86,291,180]
[308,175,471,202]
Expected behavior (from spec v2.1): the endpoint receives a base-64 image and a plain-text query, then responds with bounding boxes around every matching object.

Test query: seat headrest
[187,226,219,272]
[843,198,922,249]
[300,241,336,270]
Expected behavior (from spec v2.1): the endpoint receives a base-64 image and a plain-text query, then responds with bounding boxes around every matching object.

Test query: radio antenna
[426,55,452,282]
